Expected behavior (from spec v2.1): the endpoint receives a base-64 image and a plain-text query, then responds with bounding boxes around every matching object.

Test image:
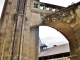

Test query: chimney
[53,45,57,47]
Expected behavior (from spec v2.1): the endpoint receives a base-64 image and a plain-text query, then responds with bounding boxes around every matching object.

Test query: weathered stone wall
[0,0,40,60]
[0,0,18,60]
[43,4,80,60]
[47,57,70,60]
[0,0,80,60]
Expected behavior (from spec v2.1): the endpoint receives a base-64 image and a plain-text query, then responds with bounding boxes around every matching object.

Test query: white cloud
[0,0,5,17]
[40,0,80,7]
[40,37,68,47]
[0,0,5,5]
[39,26,68,47]
[39,26,65,38]
[0,6,3,16]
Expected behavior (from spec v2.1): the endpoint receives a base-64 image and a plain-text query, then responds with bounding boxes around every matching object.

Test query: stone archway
[41,19,78,60]
[40,5,80,60]
[0,0,80,60]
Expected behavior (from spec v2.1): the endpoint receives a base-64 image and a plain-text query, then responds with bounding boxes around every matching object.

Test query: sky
[0,0,5,17]
[39,26,68,47]
[0,0,80,47]
[40,0,80,7]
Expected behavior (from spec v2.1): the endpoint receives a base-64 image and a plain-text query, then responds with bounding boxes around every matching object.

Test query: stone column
[0,0,18,60]
[29,27,39,60]
[20,20,31,60]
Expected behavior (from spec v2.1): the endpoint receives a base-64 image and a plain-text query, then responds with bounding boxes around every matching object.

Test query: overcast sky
[0,0,5,17]
[39,26,68,47]
[40,0,80,7]
[0,0,80,47]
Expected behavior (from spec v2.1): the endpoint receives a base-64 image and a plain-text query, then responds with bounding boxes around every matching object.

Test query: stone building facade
[0,0,80,60]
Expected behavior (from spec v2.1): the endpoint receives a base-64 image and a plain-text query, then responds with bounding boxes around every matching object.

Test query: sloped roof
[39,43,70,57]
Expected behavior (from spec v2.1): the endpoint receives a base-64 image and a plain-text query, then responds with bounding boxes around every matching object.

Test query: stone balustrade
[31,1,65,13]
